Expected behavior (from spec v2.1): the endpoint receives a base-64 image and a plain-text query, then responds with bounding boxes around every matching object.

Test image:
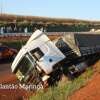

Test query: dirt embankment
[0,35,61,42]
[70,61,100,100]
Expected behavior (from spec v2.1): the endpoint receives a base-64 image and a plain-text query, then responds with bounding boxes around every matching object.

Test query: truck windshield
[16,54,35,81]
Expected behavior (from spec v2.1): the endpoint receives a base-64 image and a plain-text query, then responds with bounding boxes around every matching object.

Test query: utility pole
[0,0,3,15]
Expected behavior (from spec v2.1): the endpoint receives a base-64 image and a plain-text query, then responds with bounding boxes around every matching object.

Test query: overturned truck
[11,30,100,85]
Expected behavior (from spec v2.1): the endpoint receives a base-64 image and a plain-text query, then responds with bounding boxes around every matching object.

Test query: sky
[0,0,100,20]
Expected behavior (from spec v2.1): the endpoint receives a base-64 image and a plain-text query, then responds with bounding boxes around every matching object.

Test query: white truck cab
[11,30,65,84]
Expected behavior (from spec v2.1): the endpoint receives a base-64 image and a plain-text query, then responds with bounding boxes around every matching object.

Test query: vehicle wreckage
[11,30,100,86]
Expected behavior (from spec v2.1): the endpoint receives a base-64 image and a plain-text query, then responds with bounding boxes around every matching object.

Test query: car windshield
[16,54,35,81]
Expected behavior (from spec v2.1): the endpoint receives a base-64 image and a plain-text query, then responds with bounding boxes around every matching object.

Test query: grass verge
[30,67,94,100]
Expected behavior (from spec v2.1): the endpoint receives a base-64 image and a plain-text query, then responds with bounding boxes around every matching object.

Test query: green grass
[0,40,26,50]
[30,67,94,100]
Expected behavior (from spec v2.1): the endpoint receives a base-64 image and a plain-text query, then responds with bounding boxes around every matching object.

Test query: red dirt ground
[70,61,100,100]
[0,35,61,42]
[0,63,31,100]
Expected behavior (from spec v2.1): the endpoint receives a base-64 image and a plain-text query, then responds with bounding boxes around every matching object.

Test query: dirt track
[0,62,29,100]
[70,61,100,100]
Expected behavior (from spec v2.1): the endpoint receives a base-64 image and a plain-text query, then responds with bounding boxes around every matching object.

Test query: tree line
[0,22,100,34]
